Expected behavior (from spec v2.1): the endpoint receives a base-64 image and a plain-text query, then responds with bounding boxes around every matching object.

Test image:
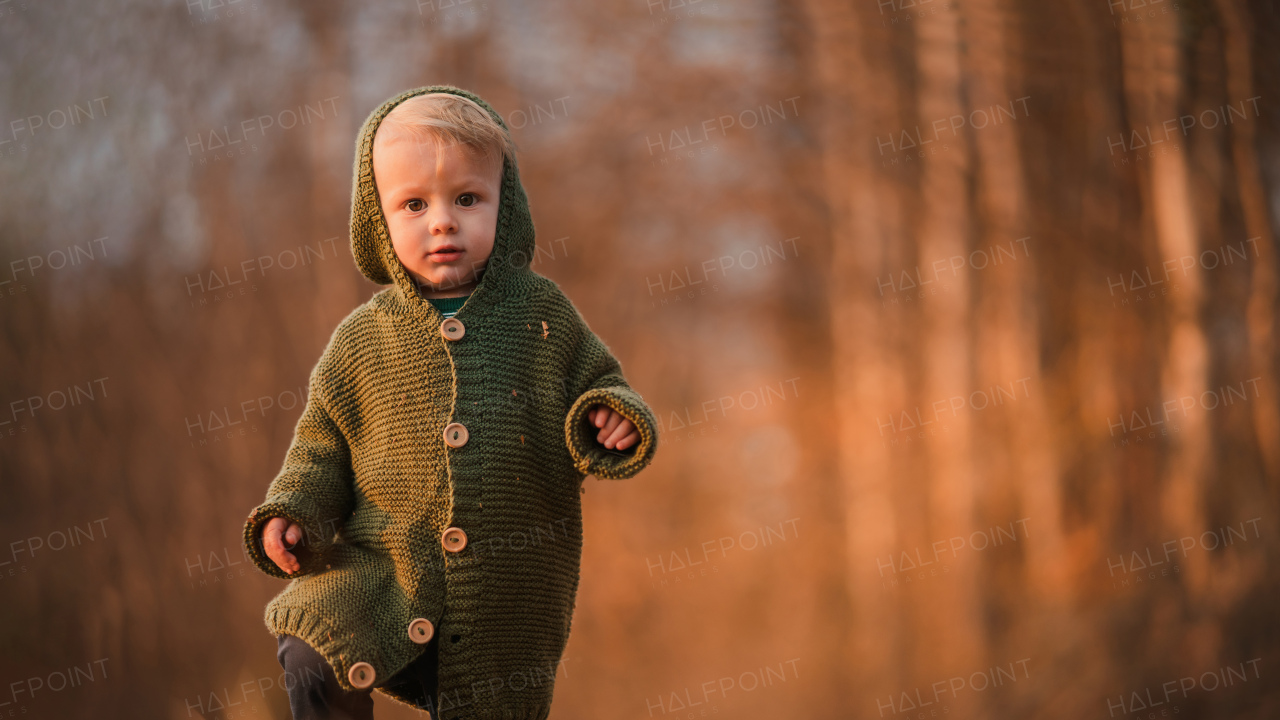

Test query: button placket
[440,309,475,659]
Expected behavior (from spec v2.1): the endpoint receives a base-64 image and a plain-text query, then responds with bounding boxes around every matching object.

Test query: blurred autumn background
[3,0,1280,717]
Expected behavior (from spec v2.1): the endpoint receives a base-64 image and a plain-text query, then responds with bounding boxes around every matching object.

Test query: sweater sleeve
[561,301,659,480]
[242,367,355,579]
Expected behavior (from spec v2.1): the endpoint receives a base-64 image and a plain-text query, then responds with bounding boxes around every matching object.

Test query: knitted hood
[349,85,535,309]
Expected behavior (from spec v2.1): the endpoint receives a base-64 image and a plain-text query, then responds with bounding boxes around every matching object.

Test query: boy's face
[373,127,502,299]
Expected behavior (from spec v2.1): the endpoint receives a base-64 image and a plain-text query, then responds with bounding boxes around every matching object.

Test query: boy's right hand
[262,517,304,575]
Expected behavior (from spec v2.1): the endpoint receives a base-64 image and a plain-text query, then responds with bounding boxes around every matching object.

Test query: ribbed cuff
[243,493,340,579]
[564,387,658,480]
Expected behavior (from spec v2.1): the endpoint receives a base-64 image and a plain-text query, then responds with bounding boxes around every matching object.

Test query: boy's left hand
[587,404,639,451]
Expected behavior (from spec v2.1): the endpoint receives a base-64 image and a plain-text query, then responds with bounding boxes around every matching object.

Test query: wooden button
[347,662,376,689]
[440,318,465,340]
[443,422,468,448]
[442,527,468,552]
[408,618,435,644]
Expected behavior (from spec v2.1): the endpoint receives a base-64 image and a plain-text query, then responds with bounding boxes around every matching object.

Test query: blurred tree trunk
[800,0,1279,716]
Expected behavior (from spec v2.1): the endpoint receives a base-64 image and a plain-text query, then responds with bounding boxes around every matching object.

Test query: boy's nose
[428,210,457,234]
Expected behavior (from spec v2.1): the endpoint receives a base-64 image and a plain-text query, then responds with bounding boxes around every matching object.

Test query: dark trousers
[276,633,440,720]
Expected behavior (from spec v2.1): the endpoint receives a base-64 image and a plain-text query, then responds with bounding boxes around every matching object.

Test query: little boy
[241,85,659,720]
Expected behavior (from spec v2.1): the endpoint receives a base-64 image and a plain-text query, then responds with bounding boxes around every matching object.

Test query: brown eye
[406,199,424,212]
[457,193,477,207]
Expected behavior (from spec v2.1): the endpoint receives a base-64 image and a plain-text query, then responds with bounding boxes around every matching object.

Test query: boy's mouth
[429,245,463,261]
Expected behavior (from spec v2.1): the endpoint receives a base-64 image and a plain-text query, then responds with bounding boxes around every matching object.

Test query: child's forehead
[373,127,496,170]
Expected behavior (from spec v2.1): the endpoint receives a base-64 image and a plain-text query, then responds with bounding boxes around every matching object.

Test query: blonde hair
[375,92,517,173]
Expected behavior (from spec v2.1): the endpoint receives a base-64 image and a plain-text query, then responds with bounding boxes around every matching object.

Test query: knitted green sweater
[241,85,659,720]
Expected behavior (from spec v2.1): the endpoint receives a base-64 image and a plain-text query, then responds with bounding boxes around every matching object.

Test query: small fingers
[601,417,633,449]
[596,411,623,446]
[263,518,301,574]
[613,427,640,450]
[586,405,640,450]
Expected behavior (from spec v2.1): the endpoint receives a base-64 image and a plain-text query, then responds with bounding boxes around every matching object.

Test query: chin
[425,275,471,291]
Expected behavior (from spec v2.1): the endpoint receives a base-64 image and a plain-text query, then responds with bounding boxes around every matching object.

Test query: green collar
[425,293,470,313]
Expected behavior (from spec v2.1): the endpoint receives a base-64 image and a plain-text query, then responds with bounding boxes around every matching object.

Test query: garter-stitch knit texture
[241,85,659,720]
